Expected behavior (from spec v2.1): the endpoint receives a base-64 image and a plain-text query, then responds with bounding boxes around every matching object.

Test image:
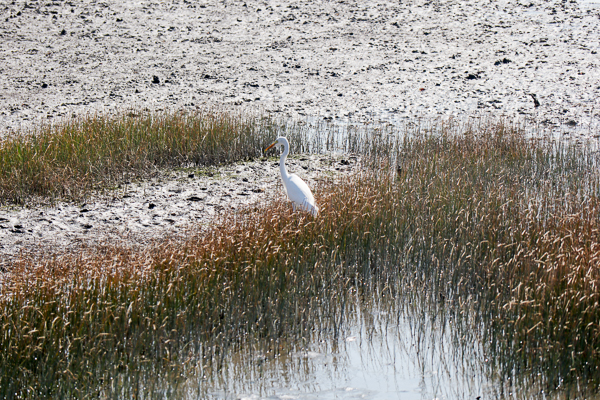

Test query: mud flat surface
[0,0,599,135]
[0,154,356,265]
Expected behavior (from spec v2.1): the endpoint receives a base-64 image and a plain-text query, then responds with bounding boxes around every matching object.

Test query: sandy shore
[1,0,599,135]
[0,154,357,265]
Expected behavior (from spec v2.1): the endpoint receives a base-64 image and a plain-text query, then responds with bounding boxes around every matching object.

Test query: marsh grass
[0,110,292,204]
[2,118,600,398]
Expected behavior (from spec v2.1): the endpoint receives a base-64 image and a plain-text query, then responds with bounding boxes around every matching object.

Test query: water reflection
[200,308,492,400]
[186,301,600,400]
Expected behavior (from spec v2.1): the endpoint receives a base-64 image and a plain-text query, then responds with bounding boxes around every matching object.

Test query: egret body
[265,137,319,216]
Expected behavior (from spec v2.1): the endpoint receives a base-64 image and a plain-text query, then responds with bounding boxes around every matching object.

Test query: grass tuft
[0,111,281,204]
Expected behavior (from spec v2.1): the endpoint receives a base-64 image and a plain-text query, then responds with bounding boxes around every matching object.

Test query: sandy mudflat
[0,154,357,265]
[1,0,600,261]
[1,0,599,134]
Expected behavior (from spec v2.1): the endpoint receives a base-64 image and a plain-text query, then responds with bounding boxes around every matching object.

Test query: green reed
[0,111,287,204]
[1,118,600,398]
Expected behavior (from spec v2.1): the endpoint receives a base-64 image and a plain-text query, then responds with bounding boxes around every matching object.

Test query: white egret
[265,137,319,216]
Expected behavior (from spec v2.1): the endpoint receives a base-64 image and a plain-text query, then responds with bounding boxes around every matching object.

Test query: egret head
[264,137,289,153]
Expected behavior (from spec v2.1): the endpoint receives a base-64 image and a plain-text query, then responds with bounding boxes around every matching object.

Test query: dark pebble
[41,83,48,88]
[60,28,67,35]
[152,75,160,84]
[466,73,480,80]
[82,224,93,229]
[530,93,540,107]
[187,196,203,202]
[148,203,156,209]
[566,120,577,126]
[188,173,195,178]
[494,58,512,66]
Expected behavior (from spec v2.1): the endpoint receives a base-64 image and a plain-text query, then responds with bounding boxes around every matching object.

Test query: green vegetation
[0,111,286,204]
[1,115,600,398]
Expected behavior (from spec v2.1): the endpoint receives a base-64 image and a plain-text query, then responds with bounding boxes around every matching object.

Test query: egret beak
[264,141,277,152]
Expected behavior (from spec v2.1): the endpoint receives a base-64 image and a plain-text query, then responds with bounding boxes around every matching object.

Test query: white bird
[265,137,319,216]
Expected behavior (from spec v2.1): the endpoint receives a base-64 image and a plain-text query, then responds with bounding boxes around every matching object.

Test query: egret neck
[278,138,291,194]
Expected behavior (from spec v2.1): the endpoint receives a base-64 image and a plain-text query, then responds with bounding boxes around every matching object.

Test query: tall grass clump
[1,120,600,397]
[0,111,290,204]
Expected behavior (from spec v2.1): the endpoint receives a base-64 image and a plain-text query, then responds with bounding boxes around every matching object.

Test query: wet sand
[1,0,599,134]
[0,154,357,265]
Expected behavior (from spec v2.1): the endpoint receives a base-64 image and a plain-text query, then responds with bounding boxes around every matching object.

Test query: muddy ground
[1,0,599,134]
[0,154,357,265]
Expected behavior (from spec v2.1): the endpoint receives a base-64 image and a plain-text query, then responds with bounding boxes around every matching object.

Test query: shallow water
[581,0,600,9]
[190,308,594,400]
[205,315,487,400]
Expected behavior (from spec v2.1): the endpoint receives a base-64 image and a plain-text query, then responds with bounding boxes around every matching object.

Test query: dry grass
[1,117,600,398]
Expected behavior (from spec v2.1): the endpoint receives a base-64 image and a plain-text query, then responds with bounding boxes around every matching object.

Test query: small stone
[530,93,540,108]
[60,29,67,35]
[187,196,203,202]
[41,83,48,88]
[188,173,194,178]
[494,58,512,66]
[148,203,156,209]
[152,76,160,84]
